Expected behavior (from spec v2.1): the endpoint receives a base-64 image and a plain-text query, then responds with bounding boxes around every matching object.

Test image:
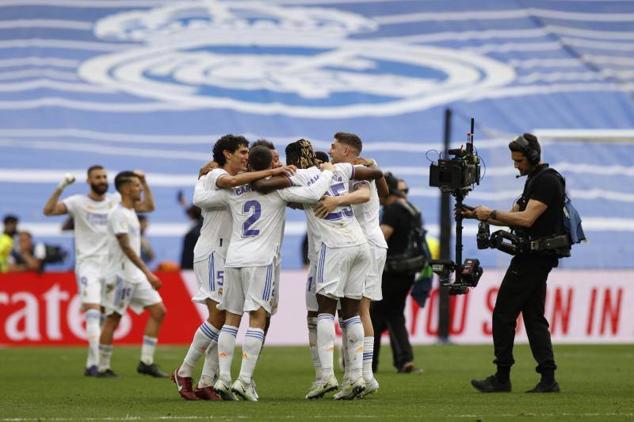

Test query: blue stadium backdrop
[0,0,633,271]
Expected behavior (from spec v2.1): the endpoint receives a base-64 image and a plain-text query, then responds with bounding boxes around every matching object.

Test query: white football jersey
[289,167,322,258]
[222,170,334,268]
[294,163,367,251]
[105,204,146,283]
[351,166,388,249]
[62,193,120,263]
[192,168,233,261]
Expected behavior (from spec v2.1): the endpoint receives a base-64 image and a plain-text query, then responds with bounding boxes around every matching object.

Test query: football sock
[363,336,375,382]
[140,336,157,365]
[307,316,321,380]
[341,316,363,381]
[239,328,265,384]
[199,340,220,388]
[317,313,335,380]
[85,309,101,368]
[98,344,113,371]
[217,325,238,382]
[339,317,350,378]
[179,321,217,378]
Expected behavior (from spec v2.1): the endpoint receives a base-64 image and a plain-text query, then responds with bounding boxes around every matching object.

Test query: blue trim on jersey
[208,253,215,292]
[307,275,313,293]
[263,264,273,300]
[317,244,326,284]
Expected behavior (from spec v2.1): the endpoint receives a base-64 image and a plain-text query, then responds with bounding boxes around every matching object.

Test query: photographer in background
[463,133,563,394]
[8,231,47,272]
[371,173,424,374]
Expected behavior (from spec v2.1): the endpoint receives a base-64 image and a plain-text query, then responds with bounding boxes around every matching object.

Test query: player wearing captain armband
[172,135,296,401]
[43,166,155,377]
[209,146,334,401]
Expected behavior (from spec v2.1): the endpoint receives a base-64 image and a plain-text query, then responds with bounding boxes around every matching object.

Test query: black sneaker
[137,362,168,378]
[96,369,118,378]
[471,375,511,393]
[84,365,99,377]
[526,381,560,393]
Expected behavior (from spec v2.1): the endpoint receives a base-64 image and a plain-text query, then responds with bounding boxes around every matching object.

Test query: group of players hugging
[44,132,390,402]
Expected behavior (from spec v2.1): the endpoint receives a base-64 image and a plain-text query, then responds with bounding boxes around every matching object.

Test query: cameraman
[463,133,562,393]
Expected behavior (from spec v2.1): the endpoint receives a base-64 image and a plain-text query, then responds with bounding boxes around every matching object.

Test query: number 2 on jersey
[242,200,261,237]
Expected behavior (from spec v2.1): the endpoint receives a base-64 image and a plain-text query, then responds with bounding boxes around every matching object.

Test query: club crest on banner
[79,1,515,118]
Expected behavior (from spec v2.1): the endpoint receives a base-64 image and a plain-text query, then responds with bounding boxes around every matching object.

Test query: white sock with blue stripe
[141,336,157,365]
[85,309,101,368]
[239,328,265,384]
[342,316,363,381]
[317,313,336,380]
[218,325,238,383]
[179,321,218,378]
[363,337,375,382]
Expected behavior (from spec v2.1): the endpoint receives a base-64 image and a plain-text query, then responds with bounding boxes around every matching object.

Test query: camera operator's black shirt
[519,164,564,240]
[382,199,419,256]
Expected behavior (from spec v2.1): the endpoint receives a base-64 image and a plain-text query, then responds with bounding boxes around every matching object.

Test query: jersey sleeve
[289,167,318,186]
[208,168,229,189]
[61,195,78,216]
[193,173,227,209]
[109,209,129,236]
[278,170,334,204]
[335,162,354,180]
[530,173,562,207]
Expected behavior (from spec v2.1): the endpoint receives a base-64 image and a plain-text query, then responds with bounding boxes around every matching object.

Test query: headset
[512,134,540,165]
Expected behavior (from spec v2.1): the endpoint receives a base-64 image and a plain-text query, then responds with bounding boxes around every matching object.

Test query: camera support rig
[429,118,483,295]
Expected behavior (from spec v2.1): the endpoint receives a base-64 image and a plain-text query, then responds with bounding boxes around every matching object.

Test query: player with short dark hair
[42,166,154,376]
[98,171,167,378]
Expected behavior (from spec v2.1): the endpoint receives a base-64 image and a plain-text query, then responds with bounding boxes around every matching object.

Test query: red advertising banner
[1,269,633,346]
[0,272,200,345]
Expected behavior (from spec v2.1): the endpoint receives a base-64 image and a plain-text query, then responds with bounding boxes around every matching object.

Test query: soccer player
[97,171,166,378]
[211,145,335,401]
[260,139,383,399]
[42,166,154,376]
[173,135,295,400]
[313,132,388,397]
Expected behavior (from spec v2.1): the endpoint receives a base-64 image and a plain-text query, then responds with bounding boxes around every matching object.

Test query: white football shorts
[103,274,162,316]
[314,242,371,300]
[220,264,275,315]
[75,257,107,306]
[364,245,387,301]
[192,251,225,305]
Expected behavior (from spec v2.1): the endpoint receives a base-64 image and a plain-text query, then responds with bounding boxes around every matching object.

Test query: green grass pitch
[1,344,633,421]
